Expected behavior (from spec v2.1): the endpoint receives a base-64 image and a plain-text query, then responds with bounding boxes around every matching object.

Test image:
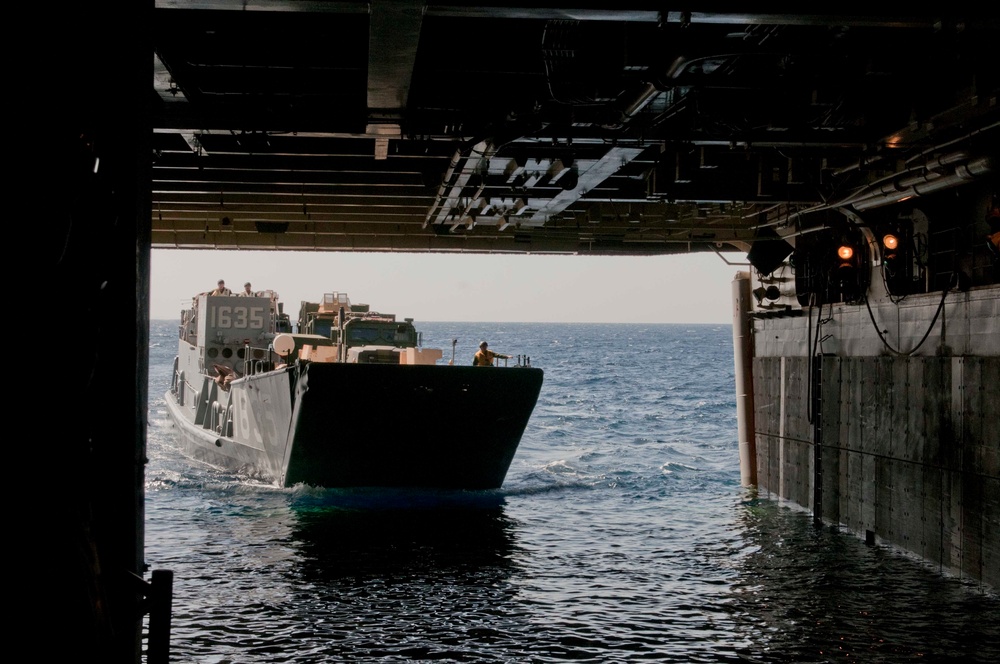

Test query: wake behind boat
[165,290,543,489]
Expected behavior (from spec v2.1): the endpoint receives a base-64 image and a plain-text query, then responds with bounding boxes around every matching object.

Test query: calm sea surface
[145,321,999,663]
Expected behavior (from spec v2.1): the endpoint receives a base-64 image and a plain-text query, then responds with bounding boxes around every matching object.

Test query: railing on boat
[240,343,284,377]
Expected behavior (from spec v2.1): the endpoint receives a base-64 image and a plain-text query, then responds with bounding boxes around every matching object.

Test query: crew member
[473,341,510,366]
[237,282,256,297]
[211,279,232,296]
[212,364,237,391]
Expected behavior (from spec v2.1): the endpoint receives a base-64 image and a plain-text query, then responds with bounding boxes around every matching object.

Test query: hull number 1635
[210,305,266,329]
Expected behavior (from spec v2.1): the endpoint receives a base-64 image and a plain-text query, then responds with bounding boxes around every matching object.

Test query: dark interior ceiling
[151,3,998,256]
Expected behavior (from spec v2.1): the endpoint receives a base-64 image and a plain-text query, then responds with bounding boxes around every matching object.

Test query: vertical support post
[147,570,174,664]
[812,353,824,525]
[732,271,757,486]
[339,306,347,363]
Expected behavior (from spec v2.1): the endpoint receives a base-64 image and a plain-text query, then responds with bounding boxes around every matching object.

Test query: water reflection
[729,497,1000,663]
[258,489,530,662]
[287,488,520,582]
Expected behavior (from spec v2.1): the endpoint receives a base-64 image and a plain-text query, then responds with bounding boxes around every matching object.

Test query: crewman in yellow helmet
[473,341,510,366]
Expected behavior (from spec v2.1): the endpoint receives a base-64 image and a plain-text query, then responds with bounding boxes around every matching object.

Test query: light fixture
[878,223,916,296]
[746,226,794,276]
[831,235,866,303]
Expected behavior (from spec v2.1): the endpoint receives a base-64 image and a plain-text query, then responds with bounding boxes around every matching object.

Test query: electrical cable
[863,272,957,356]
[806,292,821,424]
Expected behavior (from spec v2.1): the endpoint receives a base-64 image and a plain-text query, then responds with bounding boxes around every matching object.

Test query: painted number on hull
[233,388,265,448]
[232,385,282,452]
[211,306,266,329]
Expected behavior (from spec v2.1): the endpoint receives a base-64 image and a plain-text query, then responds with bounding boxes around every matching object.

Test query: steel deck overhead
[151,4,999,255]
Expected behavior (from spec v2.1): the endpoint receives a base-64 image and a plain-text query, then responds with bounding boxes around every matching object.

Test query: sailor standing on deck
[473,341,510,366]
[237,282,256,297]
[210,279,232,296]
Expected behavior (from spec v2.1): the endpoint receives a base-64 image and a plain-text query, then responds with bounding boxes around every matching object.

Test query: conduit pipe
[825,150,994,212]
[851,155,993,211]
[748,151,992,232]
[732,271,757,487]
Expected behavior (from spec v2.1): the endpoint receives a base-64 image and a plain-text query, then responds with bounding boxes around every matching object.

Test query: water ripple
[144,321,1000,663]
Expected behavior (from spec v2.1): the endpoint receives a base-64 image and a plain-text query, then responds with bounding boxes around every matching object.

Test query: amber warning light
[837,245,854,260]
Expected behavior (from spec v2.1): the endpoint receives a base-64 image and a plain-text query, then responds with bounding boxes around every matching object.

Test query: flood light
[832,235,866,303]
[877,223,919,297]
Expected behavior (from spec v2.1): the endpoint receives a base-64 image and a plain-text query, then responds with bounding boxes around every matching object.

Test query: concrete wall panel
[753,348,997,591]
[753,349,996,585]
[921,463,944,570]
[871,358,894,458]
[875,456,895,542]
[861,446,877,533]
[969,358,999,477]
[982,477,999,589]
[786,358,813,508]
[844,449,864,532]
[821,356,842,523]
[903,358,923,464]
[778,356,1000,588]
[753,356,780,497]
[941,467,964,576]
[894,458,921,557]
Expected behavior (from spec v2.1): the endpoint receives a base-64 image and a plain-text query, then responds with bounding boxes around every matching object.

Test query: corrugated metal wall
[753,355,999,591]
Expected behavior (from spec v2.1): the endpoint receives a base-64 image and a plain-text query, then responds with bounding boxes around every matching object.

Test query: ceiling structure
[151,3,998,258]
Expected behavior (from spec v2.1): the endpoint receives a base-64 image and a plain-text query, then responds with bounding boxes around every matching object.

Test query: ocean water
[145,321,999,663]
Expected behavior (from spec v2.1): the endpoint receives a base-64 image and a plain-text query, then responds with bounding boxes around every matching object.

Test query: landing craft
[165,291,543,489]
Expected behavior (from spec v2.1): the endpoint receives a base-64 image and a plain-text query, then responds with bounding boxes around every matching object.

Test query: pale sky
[149,249,747,324]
